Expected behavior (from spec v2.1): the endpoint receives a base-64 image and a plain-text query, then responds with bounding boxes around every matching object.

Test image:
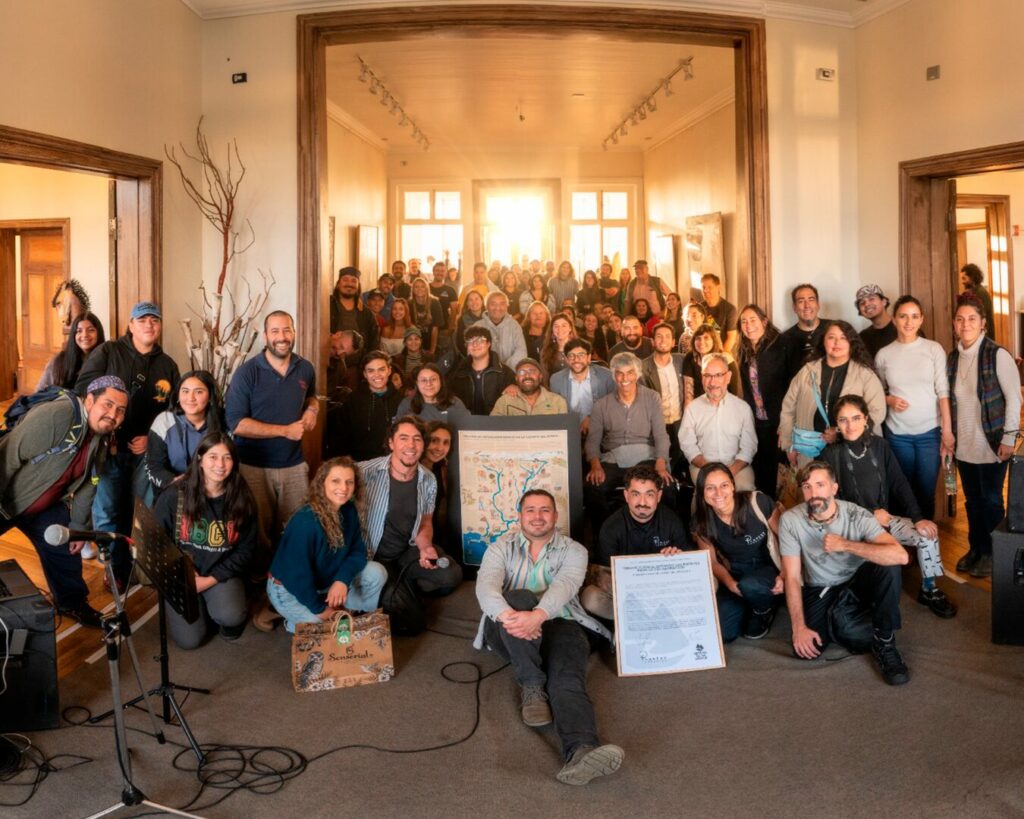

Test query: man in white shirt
[679,353,757,489]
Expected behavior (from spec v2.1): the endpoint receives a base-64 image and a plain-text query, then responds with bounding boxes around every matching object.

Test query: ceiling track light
[356,55,431,151]
[601,54,694,148]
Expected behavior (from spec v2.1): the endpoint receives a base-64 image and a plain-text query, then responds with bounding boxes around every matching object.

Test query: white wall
[327,117,389,277]
[766,17,860,327]
[0,0,203,362]
[644,103,738,302]
[855,0,1024,317]
[199,11,299,349]
[0,164,110,329]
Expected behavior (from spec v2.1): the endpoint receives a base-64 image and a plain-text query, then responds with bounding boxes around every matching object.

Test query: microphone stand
[84,538,200,819]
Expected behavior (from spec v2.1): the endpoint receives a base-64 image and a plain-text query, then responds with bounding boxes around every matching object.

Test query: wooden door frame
[297,5,772,374]
[900,140,1024,352]
[0,124,162,334]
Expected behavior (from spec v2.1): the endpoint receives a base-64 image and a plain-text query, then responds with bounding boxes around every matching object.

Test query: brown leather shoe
[252,600,283,632]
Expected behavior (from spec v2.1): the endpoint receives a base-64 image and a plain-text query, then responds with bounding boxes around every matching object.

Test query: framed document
[611,551,725,676]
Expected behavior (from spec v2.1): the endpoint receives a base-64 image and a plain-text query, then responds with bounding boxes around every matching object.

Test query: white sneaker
[81,542,97,560]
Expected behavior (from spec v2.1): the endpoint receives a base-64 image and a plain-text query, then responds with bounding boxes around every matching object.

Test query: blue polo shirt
[225,350,316,468]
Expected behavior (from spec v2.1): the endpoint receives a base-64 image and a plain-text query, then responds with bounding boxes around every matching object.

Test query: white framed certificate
[611,551,725,676]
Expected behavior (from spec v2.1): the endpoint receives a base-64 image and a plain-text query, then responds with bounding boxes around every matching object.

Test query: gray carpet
[8,579,1024,818]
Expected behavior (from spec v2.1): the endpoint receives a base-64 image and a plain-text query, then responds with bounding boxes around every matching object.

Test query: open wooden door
[0,231,17,400]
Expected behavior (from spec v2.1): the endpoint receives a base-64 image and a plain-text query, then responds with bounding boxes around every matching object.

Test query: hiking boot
[872,635,909,686]
[956,550,979,573]
[251,600,282,633]
[520,685,552,727]
[969,554,993,578]
[743,607,775,639]
[556,744,624,785]
[59,604,104,630]
[917,587,957,619]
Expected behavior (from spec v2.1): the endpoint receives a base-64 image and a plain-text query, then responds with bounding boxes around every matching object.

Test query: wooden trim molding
[899,140,1024,348]
[0,123,163,327]
[296,5,772,376]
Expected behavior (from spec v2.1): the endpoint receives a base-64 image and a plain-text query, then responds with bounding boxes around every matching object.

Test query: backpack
[0,387,85,465]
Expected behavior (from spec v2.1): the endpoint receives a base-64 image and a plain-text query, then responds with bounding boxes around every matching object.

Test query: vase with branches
[166,117,274,392]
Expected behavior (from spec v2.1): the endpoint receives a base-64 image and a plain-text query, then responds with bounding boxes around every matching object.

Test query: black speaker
[0,560,59,731]
[992,523,1024,646]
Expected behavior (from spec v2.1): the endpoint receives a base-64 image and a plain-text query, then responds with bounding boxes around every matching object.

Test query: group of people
[0,254,1019,785]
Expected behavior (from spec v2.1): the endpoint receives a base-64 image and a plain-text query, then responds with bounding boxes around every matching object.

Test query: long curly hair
[306,456,364,551]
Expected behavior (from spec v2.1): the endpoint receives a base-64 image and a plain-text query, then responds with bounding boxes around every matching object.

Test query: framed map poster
[449,415,583,566]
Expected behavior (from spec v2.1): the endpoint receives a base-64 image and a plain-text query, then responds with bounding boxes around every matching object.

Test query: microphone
[44,525,125,547]
[432,557,450,569]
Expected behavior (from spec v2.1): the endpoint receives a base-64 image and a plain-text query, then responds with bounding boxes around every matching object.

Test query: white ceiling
[326,37,734,152]
[182,0,889,25]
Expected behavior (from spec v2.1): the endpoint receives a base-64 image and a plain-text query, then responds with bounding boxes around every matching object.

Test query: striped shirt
[358,455,437,556]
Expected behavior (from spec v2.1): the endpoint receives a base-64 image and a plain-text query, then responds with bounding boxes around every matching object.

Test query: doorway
[900,139,1024,354]
[955,193,1014,348]
[0,123,163,396]
[297,5,771,376]
[0,220,70,394]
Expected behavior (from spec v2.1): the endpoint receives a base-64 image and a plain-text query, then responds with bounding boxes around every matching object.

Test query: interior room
[1,0,1023,815]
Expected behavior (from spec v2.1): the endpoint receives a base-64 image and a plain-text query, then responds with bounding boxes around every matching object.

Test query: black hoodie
[75,333,180,447]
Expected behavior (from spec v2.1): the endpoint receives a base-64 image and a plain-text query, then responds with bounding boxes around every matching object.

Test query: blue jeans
[0,502,88,610]
[884,426,941,520]
[716,558,780,643]
[91,449,149,583]
[266,561,388,633]
[957,459,1009,557]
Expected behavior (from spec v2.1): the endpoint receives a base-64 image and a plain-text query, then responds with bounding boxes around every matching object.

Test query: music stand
[89,500,208,764]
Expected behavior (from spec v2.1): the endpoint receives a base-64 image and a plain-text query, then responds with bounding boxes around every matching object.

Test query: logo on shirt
[298,379,309,392]
[153,379,172,404]
[178,516,237,550]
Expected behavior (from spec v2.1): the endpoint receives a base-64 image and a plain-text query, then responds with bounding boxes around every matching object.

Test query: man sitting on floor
[0,376,129,627]
[580,465,688,621]
[474,489,624,785]
[779,461,911,686]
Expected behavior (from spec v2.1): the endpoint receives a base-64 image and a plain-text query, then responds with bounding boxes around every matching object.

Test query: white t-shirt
[874,337,949,436]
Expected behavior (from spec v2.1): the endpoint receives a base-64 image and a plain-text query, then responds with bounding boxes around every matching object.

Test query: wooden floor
[0,528,158,679]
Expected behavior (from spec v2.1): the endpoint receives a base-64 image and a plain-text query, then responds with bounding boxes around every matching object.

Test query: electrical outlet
[232,72,248,84]
[816,68,836,81]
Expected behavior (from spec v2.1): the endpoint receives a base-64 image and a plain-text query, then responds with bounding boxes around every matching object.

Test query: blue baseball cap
[130,301,162,321]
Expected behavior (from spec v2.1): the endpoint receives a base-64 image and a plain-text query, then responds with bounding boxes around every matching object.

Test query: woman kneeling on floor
[691,462,784,643]
[262,457,387,633]
[154,432,257,649]
[822,394,957,618]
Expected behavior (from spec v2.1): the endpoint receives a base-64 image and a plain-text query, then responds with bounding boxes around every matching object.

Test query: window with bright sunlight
[399,190,463,270]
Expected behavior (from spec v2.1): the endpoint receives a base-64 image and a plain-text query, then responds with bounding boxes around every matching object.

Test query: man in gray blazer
[550,338,616,438]
[642,322,686,470]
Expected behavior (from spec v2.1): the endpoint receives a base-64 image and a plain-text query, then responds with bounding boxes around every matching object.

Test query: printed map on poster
[458,429,571,565]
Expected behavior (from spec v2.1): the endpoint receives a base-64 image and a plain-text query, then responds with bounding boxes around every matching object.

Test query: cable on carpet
[0,733,92,807]
[60,658,509,815]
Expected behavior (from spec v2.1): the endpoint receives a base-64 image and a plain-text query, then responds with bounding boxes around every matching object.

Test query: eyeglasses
[466,337,489,346]
[702,371,729,380]
[566,351,589,360]
[516,368,541,377]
